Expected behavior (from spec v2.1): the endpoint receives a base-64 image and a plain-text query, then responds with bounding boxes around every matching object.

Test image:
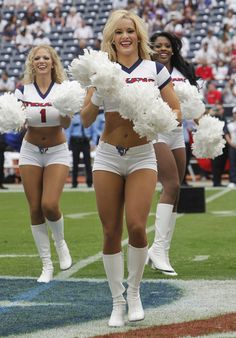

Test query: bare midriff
[24,126,66,147]
[101,111,148,148]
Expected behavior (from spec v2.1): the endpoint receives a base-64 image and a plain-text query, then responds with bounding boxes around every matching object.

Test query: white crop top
[103,59,171,113]
[15,82,61,127]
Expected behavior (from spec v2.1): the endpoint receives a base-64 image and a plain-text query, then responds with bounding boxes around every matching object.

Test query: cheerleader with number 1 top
[81,10,181,327]
[15,45,72,283]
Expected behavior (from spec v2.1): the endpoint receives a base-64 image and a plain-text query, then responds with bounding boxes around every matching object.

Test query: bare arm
[160,81,182,122]
[80,87,100,127]
[60,115,71,129]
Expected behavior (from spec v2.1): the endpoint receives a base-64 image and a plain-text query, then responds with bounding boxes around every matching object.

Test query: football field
[0,184,236,337]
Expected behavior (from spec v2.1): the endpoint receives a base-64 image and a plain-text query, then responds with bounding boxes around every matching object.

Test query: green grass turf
[0,189,235,280]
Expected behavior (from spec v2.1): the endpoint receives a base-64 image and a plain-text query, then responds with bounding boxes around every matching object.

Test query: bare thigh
[19,165,44,224]
[93,170,125,254]
[125,169,157,247]
[41,164,69,220]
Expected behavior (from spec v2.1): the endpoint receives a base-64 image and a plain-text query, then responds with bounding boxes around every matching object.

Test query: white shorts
[93,141,157,177]
[153,126,185,150]
[19,139,70,167]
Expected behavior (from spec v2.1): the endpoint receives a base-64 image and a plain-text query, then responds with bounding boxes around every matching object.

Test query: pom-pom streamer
[51,81,86,117]
[174,82,205,120]
[192,114,226,159]
[0,93,26,133]
[118,83,178,140]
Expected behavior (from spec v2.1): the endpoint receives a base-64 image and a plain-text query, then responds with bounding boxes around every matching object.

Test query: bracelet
[91,91,103,107]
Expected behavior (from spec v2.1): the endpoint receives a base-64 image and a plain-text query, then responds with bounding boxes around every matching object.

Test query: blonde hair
[23,44,67,84]
[101,9,152,62]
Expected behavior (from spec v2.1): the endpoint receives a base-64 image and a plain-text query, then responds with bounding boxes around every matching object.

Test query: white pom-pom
[118,83,178,140]
[192,114,226,159]
[0,93,26,133]
[90,60,124,97]
[174,82,205,120]
[51,81,86,117]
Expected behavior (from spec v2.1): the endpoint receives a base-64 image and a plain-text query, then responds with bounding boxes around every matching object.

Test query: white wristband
[91,91,103,107]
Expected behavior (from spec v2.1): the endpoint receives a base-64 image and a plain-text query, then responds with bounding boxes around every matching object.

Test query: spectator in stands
[33,29,51,46]
[0,14,8,38]
[201,29,219,52]
[76,38,88,56]
[228,57,236,81]
[0,71,15,93]
[50,5,65,28]
[73,19,94,40]
[0,134,8,190]
[15,27,33,53]
[223,9,236,32]
[195,58,215,82]
[194,41,217,65]
[222,79,236,105]
[36,7,51,34]
[112,0,128,9]
[15,44,72,283]
[66,113,97,188]
[212,59,229,81]
[65,6,82,31]
[148,31,199,276]
[224,107,236,188]
[23,3,38,27]
[205,81,222,104]
[81,9,181,327]
[209,103,228,187]
[181,5,196,29]
[2,21,17,42]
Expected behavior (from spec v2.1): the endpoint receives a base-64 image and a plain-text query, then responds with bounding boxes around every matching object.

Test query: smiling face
[152,35,173,67]
[32,48,53,78]
[113,18,139,63]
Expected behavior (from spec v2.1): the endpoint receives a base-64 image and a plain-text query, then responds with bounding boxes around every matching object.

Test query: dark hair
[150,31,198,87]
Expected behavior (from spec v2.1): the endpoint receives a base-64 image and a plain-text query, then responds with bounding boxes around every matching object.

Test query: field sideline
[0,184,236,337]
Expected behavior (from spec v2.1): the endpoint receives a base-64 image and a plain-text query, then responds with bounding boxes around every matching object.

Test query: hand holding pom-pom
[0,93,26,133]
[51,81,86,117]
[192,114,226,159]
[69,49,124,98]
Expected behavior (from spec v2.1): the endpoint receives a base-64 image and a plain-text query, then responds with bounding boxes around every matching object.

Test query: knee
[163,180,180,201]
[41,200,59,219]
[127,221,147,247]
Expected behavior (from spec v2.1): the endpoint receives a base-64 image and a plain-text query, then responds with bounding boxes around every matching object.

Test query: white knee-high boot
[46,215,72,270]
[31,223,53,283]
[147,203,176,275]
[127,244,147,322]
[103,252,126,327]
[165,212,177,275]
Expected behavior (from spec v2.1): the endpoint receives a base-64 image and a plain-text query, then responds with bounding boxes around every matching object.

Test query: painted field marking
[193,255,210,261]
[66,212,98,219]
[56,188,231,280]
[0,254,38,258]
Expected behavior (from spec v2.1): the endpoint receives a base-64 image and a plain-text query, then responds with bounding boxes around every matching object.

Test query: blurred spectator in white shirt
[0,71,15,93]
[112,0,128,9]
[15,27,33,53]
[33,29,51,46]
[66,7,82,30]
[73,19,93,40]
[194,41,217,64]
[213,59,229,81]
[222,79,236,105]
[202,29,219,52]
